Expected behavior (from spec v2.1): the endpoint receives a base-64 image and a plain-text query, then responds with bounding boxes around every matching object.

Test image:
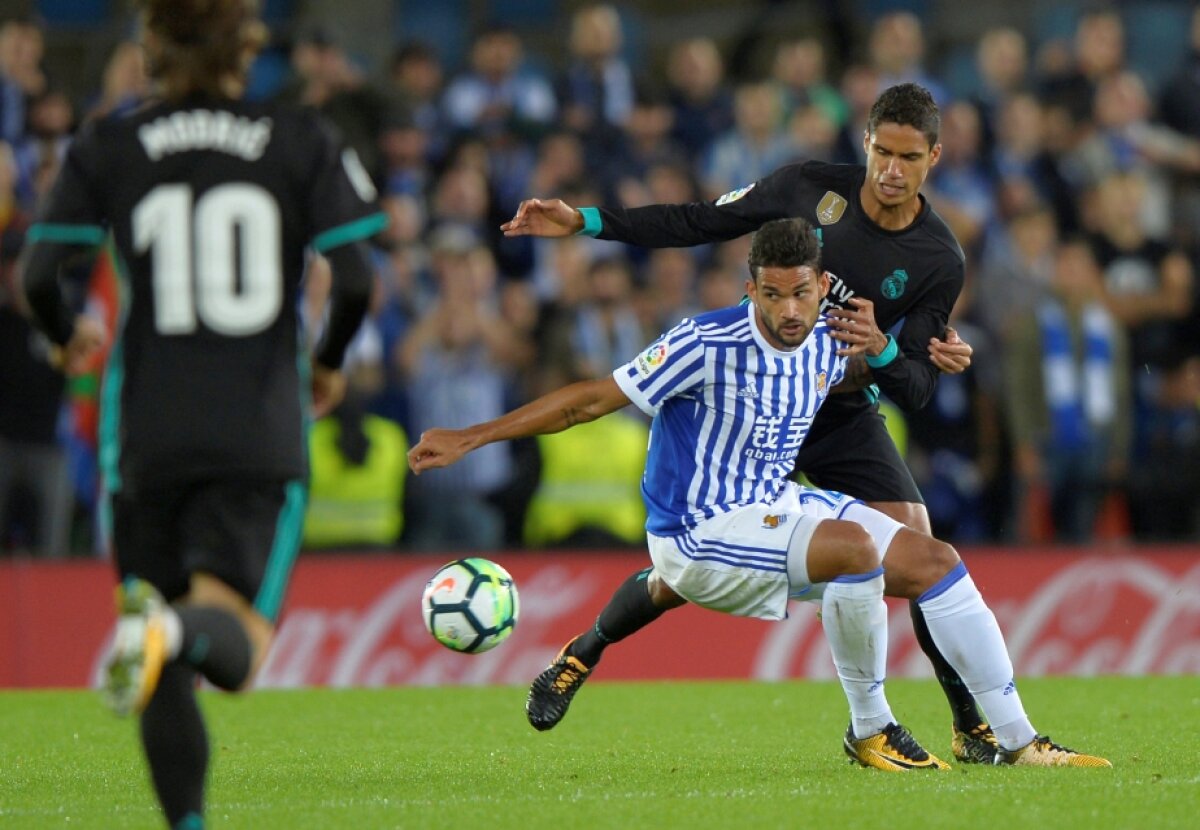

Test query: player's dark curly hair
[867,82,940,148]
[139,0,267,100]
[747,218,821,278]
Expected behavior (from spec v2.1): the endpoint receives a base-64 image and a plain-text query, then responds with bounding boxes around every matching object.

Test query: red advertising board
[1,547,1198,689]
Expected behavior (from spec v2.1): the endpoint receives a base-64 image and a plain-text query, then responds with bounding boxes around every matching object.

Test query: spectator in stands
[643,247,701,333]
[1004,237,1132,543]
[925,100,997,259]
[428,164,492,249]
[830,63,880,165]
[13,88,73,211]
[277,25,389,182]
[867,12,948,105]
[522,407,648,549]
[387,41,447,163]
[1157,6,1200,250]
[1126,355,1200,541]
[770,36,847,134]
[699,80,801,201]
[988,91,1048,220]
[377,104,431,200]
[527,129,587,200]
[0,16,46,145]
[442,25,557,141]
[976,201,1058,344]
[85,40,148,121]
[696,261,742,311]
[1088,171,1195,377]
[606,83,688,208]
[1038,8,1126,118]
[906,284,1006,542]
[398,229,531,550]
[567,255,647,383]
[665,37,733,163]
[303,354,408,552]
[1080,70,1200,241]
[0,223,72,557]
[972,26,1029,157]
[557,3,635,174]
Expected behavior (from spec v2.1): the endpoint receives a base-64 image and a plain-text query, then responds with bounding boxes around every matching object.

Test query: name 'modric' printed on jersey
[138,109,273,161]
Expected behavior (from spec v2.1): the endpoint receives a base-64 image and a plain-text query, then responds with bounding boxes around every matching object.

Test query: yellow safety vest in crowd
[524,414,648,547]
[303,415,408,548]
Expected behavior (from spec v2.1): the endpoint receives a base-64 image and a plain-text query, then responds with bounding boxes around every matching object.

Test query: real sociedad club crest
[881,269,908,299]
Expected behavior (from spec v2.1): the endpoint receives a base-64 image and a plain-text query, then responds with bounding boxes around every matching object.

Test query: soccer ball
[421,558,520,654]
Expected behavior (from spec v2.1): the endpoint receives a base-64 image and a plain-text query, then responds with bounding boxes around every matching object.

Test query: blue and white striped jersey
[613,303,847,535]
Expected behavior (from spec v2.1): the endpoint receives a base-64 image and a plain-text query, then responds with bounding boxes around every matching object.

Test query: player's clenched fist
[500,198,584,238]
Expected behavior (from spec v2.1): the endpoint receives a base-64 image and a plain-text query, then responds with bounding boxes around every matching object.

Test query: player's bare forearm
[407,376,630,473]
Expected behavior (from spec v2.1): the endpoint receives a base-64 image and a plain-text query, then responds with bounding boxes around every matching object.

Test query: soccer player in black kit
[504,83,997,769]
[21,1,382,826]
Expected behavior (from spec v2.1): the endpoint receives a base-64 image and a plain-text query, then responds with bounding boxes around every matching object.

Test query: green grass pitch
[2,676,1196,829]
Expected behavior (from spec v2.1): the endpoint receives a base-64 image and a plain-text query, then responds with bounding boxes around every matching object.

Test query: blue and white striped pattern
[673,531,788,574]
[614,303,846,535]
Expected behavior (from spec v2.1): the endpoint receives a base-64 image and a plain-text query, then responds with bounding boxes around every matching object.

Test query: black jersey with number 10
[29,99,386,494]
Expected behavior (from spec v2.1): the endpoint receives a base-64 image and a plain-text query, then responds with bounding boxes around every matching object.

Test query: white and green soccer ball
[421,558,520,654]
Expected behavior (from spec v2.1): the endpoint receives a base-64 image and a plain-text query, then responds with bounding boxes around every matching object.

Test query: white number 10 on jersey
[133,182,282,336]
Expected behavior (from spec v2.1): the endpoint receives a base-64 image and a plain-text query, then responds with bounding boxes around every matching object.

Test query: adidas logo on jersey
[737,381,759,399]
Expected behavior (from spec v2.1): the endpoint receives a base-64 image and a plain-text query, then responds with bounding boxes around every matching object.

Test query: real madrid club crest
[881,269,909,299]
[816,191,848,225]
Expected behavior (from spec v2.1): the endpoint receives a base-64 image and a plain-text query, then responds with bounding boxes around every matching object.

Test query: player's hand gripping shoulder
[826,297,888,357]
[928,326,972,374]
[408,428,474,475]
[500,198,584,238]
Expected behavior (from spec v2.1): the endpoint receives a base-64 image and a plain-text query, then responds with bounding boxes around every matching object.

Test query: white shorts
[646,483,904,621]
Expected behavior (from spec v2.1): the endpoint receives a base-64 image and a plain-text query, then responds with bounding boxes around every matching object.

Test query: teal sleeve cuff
[866,335,899,368]
[576,206,602,237]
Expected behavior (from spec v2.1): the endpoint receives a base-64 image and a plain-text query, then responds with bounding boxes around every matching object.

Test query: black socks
[177,606,253,691]
[568,568,665,667]
[909,599,985,730]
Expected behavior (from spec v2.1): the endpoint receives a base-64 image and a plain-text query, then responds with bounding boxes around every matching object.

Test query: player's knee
[239,618,275,691]
[913,537,962,595]
[825,522,879,576]
[842,524,881,576]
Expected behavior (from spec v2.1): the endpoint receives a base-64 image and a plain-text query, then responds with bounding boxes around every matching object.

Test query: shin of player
[854,502,1111,767]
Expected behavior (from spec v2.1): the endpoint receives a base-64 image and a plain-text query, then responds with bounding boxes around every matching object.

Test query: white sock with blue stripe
[917,563,1037,750]
[821,569,894,739]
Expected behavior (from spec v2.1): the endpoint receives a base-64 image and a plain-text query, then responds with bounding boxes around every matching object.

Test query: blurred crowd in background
[1,1,1199,557]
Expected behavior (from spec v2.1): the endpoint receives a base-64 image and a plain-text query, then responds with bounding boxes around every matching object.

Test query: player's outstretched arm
[408,376,630,474]
[500,198,584,238]
[928,326,973,374]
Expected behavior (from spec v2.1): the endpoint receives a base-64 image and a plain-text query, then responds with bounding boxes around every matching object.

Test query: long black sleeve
[595,164,801,247]
[20,240,92,346]
[869,276,959,413]
[313,239,373,370]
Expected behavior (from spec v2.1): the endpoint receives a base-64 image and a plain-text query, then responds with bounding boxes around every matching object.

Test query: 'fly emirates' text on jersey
[614,304,846,536]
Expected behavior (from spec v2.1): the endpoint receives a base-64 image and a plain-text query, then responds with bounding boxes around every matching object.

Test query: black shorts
[111,478,307,622]
[791,405,924,505]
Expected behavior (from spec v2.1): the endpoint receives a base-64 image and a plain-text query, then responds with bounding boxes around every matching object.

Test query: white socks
[821,570,894,739]
[917,563,1037,750]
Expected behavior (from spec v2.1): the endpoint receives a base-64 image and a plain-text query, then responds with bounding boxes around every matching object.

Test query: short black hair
[867,82,940,148]
[747,218,821,278]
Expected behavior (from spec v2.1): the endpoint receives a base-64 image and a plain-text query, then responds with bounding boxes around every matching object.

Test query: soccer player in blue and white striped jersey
[408,217,1110,770]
